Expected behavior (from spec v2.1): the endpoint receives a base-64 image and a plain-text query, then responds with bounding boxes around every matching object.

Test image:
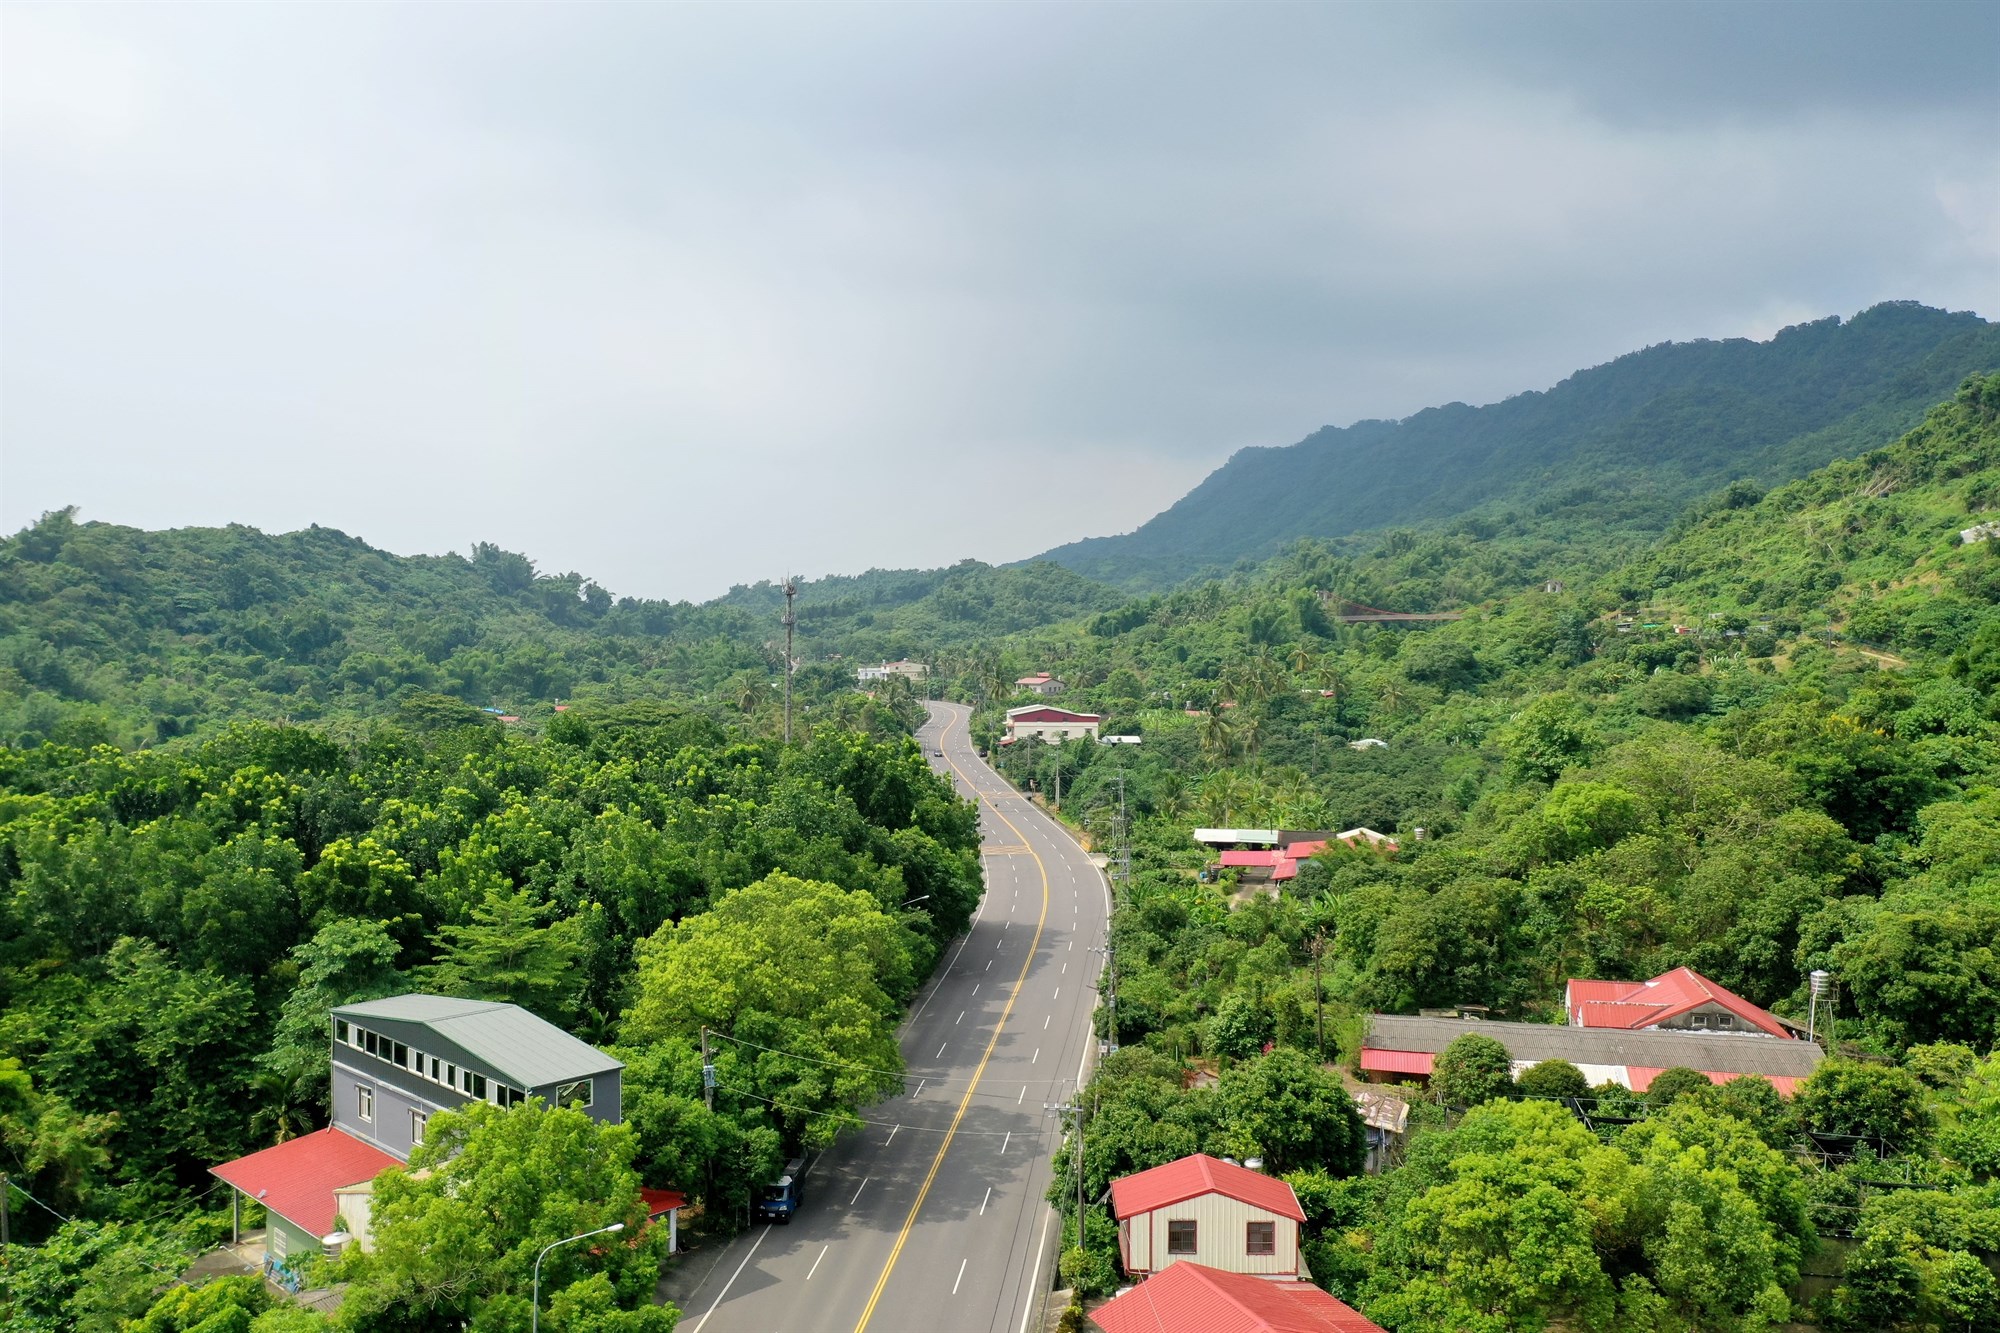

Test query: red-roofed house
[1566,966,1806,1039]
[210,1128,400,1274]
[1090,1261,1385,1333]
[1016,672,1065,696]
[1111,1154,1306,1281]
[1005,705,1103,744]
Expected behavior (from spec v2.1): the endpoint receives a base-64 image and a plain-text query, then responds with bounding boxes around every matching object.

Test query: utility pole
[1091,942,1118,1056]
[1310,930,1328,1062]
[1114,770,1131,899]
[781,577,797,745]
[701,1027,715,1113]
[1045,1091,1086,1245]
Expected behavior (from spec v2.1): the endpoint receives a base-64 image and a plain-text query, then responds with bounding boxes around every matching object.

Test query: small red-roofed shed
[1090,1261,1386,1333]
[210,1127,400,1267]
[639,1187,687,1254]
[1111,1154,1306,1280]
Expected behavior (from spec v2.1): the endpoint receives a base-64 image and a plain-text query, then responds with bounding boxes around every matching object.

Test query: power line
[4,1177,73,1225]
[719,1086,1058,1139]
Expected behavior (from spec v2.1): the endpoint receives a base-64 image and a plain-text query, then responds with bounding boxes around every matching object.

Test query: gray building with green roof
[329,994,623,1161]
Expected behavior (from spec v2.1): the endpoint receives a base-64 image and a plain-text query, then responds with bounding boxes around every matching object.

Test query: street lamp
[532,1222,625,1333]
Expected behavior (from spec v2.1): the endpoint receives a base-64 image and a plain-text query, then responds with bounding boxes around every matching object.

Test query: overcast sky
[4,2,1996,601]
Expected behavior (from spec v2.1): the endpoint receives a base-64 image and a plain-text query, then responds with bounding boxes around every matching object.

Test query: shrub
[1515,1058,1589,1101]
[1645,1067,1713,1109]
[1430,1033,1512,1107]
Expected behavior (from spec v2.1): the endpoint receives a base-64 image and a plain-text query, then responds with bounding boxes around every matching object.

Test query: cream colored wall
[1012,721,1099,742]
[1138,1192,1297,1277]
[333,1179,379,1252]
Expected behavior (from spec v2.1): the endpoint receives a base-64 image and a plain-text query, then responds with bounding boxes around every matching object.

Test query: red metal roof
[1110,1154,1304,1223]
[1219,850,1285,867]
[1358,1048,1436,1076]
[210,1128,400,1238]
[1625,1067,1804,1098]
[640,1187,686,1217]
[1008,707,1103,724]
[1090,1262,1385,1333]
[1567,967,1796,1039]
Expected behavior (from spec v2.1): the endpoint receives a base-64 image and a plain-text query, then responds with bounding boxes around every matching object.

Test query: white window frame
[555,1078,594,1110]
[356,1084,374,1123]
[412,1109,427,1145]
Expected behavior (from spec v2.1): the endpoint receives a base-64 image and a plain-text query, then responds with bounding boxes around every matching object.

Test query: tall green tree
[342,1101,673,1332]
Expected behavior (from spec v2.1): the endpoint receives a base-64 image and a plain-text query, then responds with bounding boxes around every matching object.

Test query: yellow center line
[852,707,1050,1333]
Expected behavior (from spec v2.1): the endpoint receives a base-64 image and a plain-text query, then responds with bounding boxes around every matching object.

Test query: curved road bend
[679,701,1112,1333]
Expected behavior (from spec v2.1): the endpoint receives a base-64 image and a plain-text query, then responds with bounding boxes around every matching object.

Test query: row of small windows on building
[336,1020,531,1108]
[336,1019,596,1110]
[1164,1220,1276,1256]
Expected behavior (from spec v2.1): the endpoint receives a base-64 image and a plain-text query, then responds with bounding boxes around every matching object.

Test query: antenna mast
[781,576,797,744]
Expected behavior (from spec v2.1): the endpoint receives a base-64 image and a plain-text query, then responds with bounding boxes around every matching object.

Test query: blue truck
[754,1156,806,1224]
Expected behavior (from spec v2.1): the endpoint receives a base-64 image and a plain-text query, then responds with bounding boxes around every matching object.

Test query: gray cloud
[3,1,1994,599]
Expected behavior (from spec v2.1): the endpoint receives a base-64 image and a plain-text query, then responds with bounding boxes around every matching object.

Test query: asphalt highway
[679,701,1112,1333]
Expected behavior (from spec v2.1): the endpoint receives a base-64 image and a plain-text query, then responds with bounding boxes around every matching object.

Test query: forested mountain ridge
[0,511,1115,749]
[1036,301,2000,589]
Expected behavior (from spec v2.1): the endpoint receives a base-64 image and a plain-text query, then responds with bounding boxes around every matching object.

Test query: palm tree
[1378,679,1409,716]
[1200,707,1236,767]
[1236,713,1265,763]
[1290,643,1319,677]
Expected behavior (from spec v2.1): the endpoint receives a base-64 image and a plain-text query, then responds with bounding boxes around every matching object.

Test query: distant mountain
[1035,302,2000,590]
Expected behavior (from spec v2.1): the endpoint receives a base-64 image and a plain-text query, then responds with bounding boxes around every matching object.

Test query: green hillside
[970,378,2000,1328]
[0,516,1115,748]
[1037,302,2000,589]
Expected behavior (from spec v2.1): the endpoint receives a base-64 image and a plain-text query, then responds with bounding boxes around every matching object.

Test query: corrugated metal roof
[1193,829,1282,845]
[1110,1154,1305,1222]
[334,994,622,1089]
[1090,1263,1385,1333]
[210,1128,399,1238]
[1566,967,1797,1038]
[1218,850,1285,867]
[1004,706,1102,722]
[1364,1015,1822,1079]
[1359,1048,1437,1076]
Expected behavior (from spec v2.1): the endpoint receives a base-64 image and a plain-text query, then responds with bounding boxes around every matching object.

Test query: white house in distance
[1003,704,1102,745]
[1016,671,1065,696]
[856,659,928,684]
[1111,1153,1307,1281]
